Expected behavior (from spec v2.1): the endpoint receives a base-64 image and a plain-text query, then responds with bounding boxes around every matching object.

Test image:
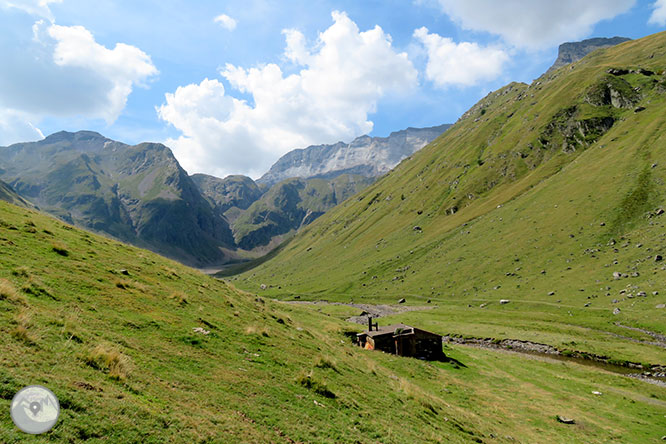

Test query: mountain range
[0,125,448,265]
[257,124,451,186]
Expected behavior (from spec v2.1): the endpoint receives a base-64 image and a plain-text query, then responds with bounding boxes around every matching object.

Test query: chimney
[368,316,373,332]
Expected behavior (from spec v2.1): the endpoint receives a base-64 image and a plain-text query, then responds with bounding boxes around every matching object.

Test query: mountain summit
[0,131,235,266]
[257,124,450,186]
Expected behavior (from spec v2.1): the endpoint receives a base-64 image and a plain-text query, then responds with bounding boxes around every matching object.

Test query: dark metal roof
[357,323,441,338]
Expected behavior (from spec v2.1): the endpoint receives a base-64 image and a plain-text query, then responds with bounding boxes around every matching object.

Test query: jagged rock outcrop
[547,37,631,73]
[257,125,451,186]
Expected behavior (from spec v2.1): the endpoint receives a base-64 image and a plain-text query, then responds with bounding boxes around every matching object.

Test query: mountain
[190,173,263,224]
[235,32,666,367]
[0,179,31,208]
[547,36,631,73]
[1,198,662,442]
[257,124,451,186]
[232,174,374,250]
[0,131,234,266]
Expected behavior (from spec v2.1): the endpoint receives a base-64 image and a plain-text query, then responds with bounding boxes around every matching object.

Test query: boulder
[500,299,510,304]
[556,415,575,424]
[613,307,621,315]
[398,298,406,304]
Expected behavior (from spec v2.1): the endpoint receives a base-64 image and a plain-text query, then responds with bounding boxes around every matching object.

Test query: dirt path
[614,322,666,349]
[283,300,435,324]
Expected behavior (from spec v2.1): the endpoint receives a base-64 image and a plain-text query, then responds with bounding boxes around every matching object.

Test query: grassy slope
[235,33,666,365]
[1,201,664,443]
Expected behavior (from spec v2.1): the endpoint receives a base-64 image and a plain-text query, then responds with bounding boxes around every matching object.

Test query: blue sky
[0,0,664,178]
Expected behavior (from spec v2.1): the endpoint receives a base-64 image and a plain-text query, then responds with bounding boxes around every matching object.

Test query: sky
[0,0,664,179]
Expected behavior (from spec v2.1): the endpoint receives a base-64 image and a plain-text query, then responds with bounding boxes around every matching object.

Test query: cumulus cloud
[0,0,61,21]
[413,27,507,87]
[157,11,418,178]
[214,13,237,31]
[0,13,157,145]
[435,0,636,50]
[46,23,158,122]
[649,0,666,26]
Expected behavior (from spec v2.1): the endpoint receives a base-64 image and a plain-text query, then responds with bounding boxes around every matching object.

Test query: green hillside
[235,33,666,365]
[1,201,664,442]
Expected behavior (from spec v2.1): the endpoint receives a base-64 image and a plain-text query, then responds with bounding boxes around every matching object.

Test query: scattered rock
[584,303,590,307]
[427,299,431,304]
[656,304,665,309]
[500,299,510,304]
[592,391,602,396]
[599,222,606,226]
[607,68,629,76]
[192,327,210,335]
[413,226,422,232]
[556,415,575,424]
[613,308,621,315]
[119,269,130,276]
[294,295,300,299]
[655,255,663,262]
[548,291,555,296]
[260,284,267,290]
[613,271,622,280]
[634,106,646,113]
[656,208,664,216]
[653,291,659,296]
[637,291,647,297]
[398,298,406,304]
[631,272,640,277]
[541,269,546,274]
[479,303,488,308]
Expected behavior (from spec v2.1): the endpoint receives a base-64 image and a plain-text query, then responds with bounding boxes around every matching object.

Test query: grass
[0,199,663,442]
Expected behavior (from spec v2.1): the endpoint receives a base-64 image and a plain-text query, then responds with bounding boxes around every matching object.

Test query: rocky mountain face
[1,123,451,263]
[547,36,630,73]
[0,179,31,208]
[257,124,451,186]
[0,131,234,266]
[231,174,374,250]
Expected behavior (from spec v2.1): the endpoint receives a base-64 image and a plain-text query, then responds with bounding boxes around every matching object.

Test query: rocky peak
[547,37,631,73]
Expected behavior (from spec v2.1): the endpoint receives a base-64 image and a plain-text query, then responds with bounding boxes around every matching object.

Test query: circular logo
[10,385,60,434]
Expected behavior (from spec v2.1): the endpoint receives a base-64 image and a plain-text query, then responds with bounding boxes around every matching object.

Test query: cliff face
[257,124,451,186]
[546,37,631,73]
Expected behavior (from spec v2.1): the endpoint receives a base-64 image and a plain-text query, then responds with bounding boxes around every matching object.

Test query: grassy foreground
[0,201,664,442]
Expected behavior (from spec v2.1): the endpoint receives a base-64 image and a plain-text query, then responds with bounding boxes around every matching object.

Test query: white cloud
[0,0,62,21]
[649,0,666,25]
[0,15,157,145]
[435,0,636,50]
[413,27,508,87]
[157,11,418,178]
[47,23,158,122]
[214,13,237,31]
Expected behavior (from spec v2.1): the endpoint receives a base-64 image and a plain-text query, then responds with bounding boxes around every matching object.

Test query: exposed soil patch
[283,300,435,323]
